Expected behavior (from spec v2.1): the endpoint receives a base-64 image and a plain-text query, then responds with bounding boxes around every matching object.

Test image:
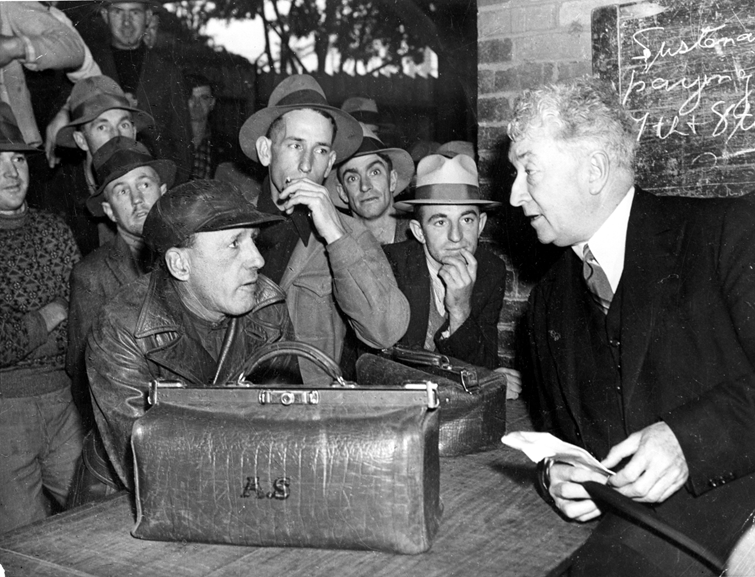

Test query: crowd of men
[2,2,755,576]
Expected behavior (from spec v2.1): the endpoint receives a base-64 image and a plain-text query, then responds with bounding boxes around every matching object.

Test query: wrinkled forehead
[277,109,335,141]
[340,153,388,174]
[418,203,481,222]
[191,86,213,98]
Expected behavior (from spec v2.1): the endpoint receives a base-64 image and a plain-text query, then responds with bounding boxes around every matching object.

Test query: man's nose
[245,241,265,269]
[448,221,462,242]
[2,159,19,179]
[298,151,313,174]
[510,174,529,207]
[360,176,370,192]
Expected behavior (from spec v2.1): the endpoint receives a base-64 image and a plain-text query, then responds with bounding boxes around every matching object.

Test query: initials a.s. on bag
[130,342,443,554]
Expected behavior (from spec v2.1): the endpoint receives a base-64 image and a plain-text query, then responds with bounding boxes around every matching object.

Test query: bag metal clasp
[403,381,440,410]
[258,389,320,406]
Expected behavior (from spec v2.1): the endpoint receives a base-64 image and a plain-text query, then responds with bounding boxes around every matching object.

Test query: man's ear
[588,150,610,195]
[100,7,109,24]
[72,131,88,152]
[101,200,116,224]
[322,150,337,179]
[336,182,350,207]
[389,169,398,194]
[409,219,426,245]
[477,212,488,236]
[255,136,272,167]
[165,247,191,281]
[159,182,167,196]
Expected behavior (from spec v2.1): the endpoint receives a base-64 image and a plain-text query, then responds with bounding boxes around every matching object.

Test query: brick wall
[478,0,617,367]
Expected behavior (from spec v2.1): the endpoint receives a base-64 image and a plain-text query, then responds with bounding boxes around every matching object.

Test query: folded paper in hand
[501,431,614,476]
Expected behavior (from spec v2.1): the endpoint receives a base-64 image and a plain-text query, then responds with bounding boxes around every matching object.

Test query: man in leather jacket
[86,179,297,490]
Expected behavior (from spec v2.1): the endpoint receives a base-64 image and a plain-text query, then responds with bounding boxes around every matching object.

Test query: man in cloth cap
[87,179,297,489]
[0,103,83,533]
[385,153,521,396]
[52,75,155,254]
[328,123,414,245]
[239,74,409,383]
[67,136,173,433]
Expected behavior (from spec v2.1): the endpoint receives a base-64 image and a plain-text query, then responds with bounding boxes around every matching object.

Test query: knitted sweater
[0,206,80,397]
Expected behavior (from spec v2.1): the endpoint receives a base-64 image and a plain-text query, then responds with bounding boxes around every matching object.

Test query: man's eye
[345,175,357,184]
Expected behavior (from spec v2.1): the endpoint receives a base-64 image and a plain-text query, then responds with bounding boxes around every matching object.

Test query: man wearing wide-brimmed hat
[386,154,520,397]
[66,136,173,434]
[87,179,297,490]
[48,75,154,254]
[0,102,84,533]
[329,123,414,245]
[239,74,409,383]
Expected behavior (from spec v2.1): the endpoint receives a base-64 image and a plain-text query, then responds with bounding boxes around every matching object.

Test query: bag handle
[243,341,344,384]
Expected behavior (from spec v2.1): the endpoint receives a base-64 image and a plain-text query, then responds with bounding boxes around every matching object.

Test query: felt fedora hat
[239,74,362,163]
[326,123,414,209]
[143,179,283,254]
[87,136,176,216]
[341,96,379,125]
[394,154,501,212]
[0,102,41,152]
[57,76,154,148]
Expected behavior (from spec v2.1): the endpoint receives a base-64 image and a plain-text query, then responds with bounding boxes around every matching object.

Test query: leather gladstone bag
[130,342,442,554]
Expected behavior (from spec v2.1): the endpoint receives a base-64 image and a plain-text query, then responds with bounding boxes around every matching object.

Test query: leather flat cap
[143,179,283,254]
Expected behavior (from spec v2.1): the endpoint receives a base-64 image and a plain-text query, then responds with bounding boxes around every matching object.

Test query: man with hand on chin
[385,153,521,398]
[239,74,409,383]
[87,179,297,490]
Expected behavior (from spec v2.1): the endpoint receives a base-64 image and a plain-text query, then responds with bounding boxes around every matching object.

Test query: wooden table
[0,401,592,577]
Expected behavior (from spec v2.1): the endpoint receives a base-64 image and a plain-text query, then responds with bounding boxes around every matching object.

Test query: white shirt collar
[572,186,635,292]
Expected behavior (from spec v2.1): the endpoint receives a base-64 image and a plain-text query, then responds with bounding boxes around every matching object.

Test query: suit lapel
[402,242,433,345]
[619,189,683,401]
[541,250,590,429]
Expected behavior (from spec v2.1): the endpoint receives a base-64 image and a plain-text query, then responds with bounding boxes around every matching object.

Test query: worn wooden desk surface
[0,400,592,577]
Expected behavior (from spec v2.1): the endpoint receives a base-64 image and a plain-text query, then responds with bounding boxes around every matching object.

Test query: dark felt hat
[239,74,362,163]
[394,154,501,212]
[143,179,283,254]
[0,102,40,152]
[341,96,379,125]
[57,76,154,148]
[87,136,175,217]
[326,123,414,208]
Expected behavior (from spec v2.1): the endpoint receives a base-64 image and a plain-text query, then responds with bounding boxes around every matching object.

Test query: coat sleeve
[4,2,84,71]
[86,309,156,490]
[327,219,410,350]
[435,253,506,369]
[662,197,755,496]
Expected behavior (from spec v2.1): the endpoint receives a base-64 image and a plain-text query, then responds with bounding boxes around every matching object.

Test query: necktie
[583,245,613,314]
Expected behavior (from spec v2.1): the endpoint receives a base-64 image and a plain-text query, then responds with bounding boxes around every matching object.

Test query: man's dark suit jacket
[92,45,192,184]
[384,239,506,369]
[528,187,755,563]
[67,234,149,429]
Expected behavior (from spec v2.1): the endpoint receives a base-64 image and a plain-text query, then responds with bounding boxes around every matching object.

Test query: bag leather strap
[243,341,343,383]
[582,481,725,573]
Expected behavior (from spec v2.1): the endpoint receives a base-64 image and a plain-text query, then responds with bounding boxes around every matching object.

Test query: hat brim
[57,109,155,149]
[0,141,42,153]
[87,159,176,217]
[394,198,502,212]
[326,147,414,209]
[195,208,284,235]
[239,103,362,164]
